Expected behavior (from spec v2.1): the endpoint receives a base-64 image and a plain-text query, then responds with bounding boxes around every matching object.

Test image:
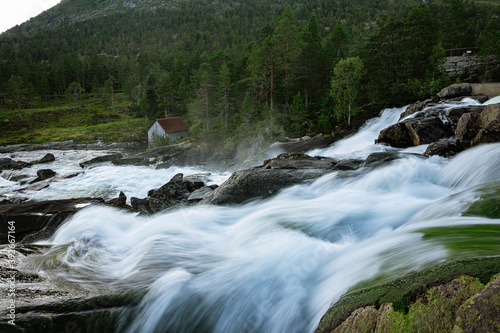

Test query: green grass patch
[0,99,148,146]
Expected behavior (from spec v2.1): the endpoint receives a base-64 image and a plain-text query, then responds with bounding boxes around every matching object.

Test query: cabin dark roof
[156,118,189,133]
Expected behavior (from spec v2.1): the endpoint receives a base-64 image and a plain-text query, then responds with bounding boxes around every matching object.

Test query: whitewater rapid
[5,98,500,333]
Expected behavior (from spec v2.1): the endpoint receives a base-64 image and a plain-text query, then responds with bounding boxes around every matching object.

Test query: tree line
[1,0,499,144]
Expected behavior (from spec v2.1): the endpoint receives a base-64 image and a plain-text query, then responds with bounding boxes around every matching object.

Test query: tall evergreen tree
[300,14,325,107]
[403,4,438,79]
[271,6,302,106]
[443,0,474,55]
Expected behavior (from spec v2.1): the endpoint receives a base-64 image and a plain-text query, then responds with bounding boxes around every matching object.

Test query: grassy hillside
[0,94,148,146]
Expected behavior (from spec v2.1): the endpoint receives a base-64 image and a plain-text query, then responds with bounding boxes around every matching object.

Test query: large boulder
[0,198,104,244]
[130,173,205,214]
[424,141,463,157]
[437,83,472,99]
[36,153,55,164]
[446,105,485,130]
[0,158,32,170]
[36,169,56,181]
[200,153,335,205]
[456,103,500,148]
[377,117,452,148]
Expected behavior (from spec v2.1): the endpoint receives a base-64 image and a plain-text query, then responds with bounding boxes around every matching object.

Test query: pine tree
[300,14,325,107]
[271,6,302,106]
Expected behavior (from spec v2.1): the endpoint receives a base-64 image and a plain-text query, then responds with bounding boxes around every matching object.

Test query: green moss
[421,224,500,258]
[463,193,500,219]
[0,323,25,332]
[316,257,500,333]
[461,181,500,219]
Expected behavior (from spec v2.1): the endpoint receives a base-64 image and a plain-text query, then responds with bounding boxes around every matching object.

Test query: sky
[0,0,62,34]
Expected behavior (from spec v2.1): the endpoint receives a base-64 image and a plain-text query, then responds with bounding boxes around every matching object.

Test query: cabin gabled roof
[155,117,189,133]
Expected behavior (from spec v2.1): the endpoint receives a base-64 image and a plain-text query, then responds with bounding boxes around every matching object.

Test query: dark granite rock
[79,153,123,168]
[0,198,104,244]
[424,141,463,157]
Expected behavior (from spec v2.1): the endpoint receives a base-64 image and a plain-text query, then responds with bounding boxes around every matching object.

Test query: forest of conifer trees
[0,0,499,147]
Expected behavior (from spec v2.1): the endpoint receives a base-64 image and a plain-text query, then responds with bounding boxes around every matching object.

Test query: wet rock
[377,117,452,148]
[36,153,55,164]
[36,169,56,181]
[363,152,401,167]
[0,158,32,171]
[424,141,462,157]
[131,173,205,214]
[472,118,500,145]
[79,153,123,168]
[376,123,414,148]
[0,244,140,333]
[130,197,149,213]
[446,105,485,129]
[105,191,129,209]
[262,153,336,170]
[456,103,500,148]
[332,159,365,171]
[111,157,147,166]
[7,174,30,182]
[201,168,325,205]
[437,83,472,99]
[188,186,215,202]
[400,99,434,120]
[0,198,104,244]
[454,274,500,332]
[456,112,482,147]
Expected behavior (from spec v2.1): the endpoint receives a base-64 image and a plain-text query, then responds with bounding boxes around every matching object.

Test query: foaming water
[308,106,404,159]
[31,143,500,333]
[0,149,230,202]
[18,98,500,333]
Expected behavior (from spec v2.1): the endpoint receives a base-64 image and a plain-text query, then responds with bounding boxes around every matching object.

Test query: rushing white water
[11,98,500,333]
[0,150,230,202]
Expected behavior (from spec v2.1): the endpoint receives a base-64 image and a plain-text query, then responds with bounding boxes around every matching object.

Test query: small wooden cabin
[148,117,189,145]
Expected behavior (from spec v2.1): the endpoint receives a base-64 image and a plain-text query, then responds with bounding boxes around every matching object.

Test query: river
[1,98,499,333]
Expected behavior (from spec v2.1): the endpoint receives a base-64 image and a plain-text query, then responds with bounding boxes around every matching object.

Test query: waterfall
[5,99,500,333]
